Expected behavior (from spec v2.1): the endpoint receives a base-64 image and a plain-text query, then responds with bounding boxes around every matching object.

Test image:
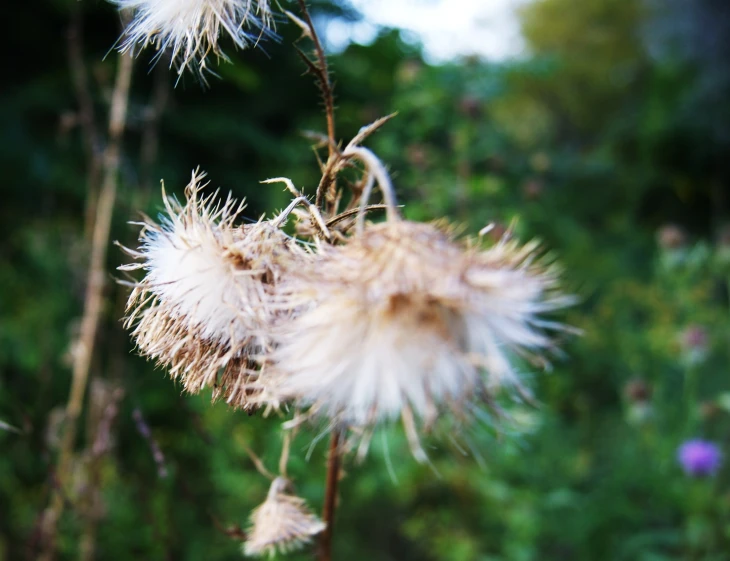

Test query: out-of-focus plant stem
[39,50,134,561]
[318,430,342,561]
[79,382,125,561]
[293,0,339,214]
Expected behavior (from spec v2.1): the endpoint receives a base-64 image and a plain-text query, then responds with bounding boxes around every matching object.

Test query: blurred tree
[519,0,648,135]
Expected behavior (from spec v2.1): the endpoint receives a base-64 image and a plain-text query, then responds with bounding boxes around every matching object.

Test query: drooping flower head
[121,170,307,408]
[111,0,274,78]
[243,477,326,557]
[272,220,568,457]
[269,147,572,459]
[678,439,722,477]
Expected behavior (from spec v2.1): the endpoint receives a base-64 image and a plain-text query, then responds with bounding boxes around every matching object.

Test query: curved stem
[244,446,275,481]
[264,178,331,238]
[325,205,388,228]
[272,196,309,227]
[343,146,399,234]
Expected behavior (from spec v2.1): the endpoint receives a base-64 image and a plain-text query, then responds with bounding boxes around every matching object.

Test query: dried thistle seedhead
[120,170,306,407]
[111,0,275,78]
[243,477,326,557]
[270,219,571,458]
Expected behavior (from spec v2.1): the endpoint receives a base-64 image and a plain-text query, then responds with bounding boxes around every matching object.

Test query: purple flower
[677,440,722,477]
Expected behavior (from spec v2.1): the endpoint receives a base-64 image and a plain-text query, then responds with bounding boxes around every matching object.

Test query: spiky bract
[243,477,326,557]
[121,171,305,408]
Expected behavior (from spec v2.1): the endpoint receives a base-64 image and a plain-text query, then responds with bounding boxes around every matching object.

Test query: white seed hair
[121,170,305,402]
[270,220,571,451]
[111,0,274,77]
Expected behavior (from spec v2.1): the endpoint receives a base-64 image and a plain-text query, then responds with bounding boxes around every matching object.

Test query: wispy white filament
[271,221,571,450]
[121,170,305,403]
[141,203,266,347]
[129,174,264,347]
[111,0,274,76]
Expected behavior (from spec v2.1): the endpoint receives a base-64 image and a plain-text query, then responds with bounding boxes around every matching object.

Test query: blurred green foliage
[1,0,729,560]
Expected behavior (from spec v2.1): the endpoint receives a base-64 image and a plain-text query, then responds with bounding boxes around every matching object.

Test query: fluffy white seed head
[243,477,326,557]
[121,170,306,407]
[269,220,570,454]
[111,0,274,77]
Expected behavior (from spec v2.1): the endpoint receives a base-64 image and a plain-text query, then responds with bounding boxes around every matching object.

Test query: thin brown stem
[294,0,338,211]
[244,446,275,481]
[278,431,292,478]
[318,431,342,561]
[295,0,335,155]
[39,50,134,561]
[326,204,388,227]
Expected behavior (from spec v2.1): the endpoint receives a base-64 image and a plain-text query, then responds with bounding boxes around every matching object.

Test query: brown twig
[294,0,335,155]
[318,430,342,561]
[325,204,388,227]
[292,0,338,212]
[39,50,134,561]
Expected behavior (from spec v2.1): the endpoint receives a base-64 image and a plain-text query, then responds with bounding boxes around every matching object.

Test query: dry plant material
[40,47,135,561]
[243,477,326,557]
[106,1,576,558]
[112,0,275,78]
[271,219,569,459]
[120,170,308,408]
